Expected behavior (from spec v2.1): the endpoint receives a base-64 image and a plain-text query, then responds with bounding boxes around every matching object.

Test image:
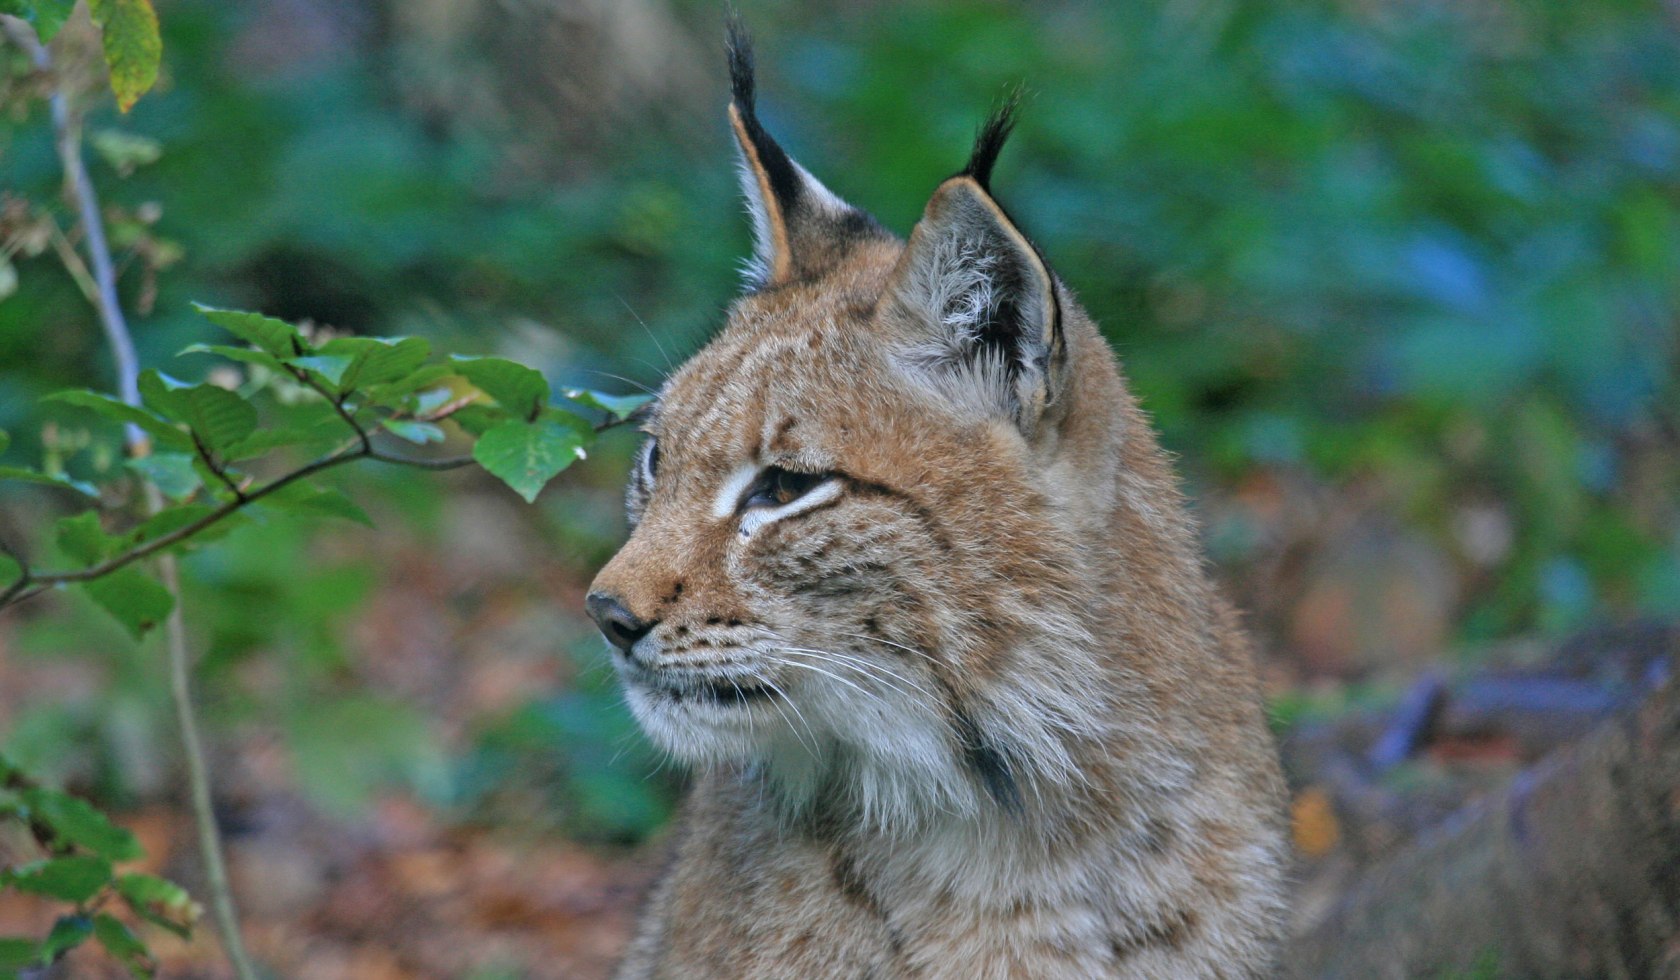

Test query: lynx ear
[886,102,1065,435]
[727,21,879,289]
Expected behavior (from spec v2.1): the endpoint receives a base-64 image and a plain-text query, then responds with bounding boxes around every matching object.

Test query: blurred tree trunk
[385,0,709,181]
[1288,668,1680,978]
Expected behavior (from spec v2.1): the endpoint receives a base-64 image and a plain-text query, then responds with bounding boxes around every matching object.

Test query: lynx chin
[586,23,1289,979]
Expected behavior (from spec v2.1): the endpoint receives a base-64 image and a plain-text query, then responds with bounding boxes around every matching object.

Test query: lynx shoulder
[587,23,1289,979]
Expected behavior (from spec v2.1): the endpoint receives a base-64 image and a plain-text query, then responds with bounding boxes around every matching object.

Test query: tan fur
[589,69,1288,979]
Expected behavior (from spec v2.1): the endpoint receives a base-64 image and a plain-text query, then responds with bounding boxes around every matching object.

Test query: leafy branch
[0,7,646,976]
[0,304,647,625]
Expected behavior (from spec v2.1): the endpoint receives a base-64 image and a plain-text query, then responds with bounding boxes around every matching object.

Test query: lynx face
[590,46,1110,828]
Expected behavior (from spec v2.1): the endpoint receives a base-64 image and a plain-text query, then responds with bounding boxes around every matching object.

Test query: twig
[2,16,259,978]
[0,443,477,609]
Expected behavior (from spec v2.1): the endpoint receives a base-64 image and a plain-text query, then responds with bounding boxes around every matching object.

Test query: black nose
[586,592,656,654]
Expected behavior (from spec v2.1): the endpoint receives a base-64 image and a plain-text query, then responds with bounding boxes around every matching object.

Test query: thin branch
[0,442,477,607]
[3,16,259,978]
[286,364,372,453]
[190,431,247,502]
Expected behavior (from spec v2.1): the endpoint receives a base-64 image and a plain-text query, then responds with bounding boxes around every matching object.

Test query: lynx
[586,25,1289,979]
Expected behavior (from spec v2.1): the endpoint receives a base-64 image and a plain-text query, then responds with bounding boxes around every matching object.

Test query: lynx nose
[586,592,657,655]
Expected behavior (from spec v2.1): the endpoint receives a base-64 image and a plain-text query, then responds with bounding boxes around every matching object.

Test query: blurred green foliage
[1,0,1677,844]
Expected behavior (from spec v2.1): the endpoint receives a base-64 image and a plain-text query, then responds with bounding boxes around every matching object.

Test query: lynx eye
[741,466,827,510]
[640,440,659,484]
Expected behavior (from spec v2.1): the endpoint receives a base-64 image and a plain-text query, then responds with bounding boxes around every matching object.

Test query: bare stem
[2,16,259,978]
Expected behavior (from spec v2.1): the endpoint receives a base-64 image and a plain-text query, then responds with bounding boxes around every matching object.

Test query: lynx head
[587,25,1160,831]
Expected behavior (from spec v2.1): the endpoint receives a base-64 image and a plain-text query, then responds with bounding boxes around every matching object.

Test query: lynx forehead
[588,21,1288,979]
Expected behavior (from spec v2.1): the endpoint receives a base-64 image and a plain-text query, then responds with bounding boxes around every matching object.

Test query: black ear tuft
[726,12,757,116]
[725,14,802,226]
[961,90,1022,191]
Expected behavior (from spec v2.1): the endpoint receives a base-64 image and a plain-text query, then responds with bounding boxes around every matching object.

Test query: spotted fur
[589,23,1288,979]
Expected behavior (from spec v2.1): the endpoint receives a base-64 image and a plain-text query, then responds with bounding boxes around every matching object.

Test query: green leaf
[116,874,198,940]
[363,366,456,407]
[81,567,174,639]
[87,0,161,113]
[450,355,549,420]
[44,390,189,450]
[125,453,201,501]
[321,336,432,390]
[353,336,431,387]
[39,914,93,961]
[56,512,112,566]
[8,856,112,903]
[445,404,507,437]
[149,384,257,456]
[2,0,75,41]
[472,418,587,503]
[262,484,373,528]
[0,429,11,455]
[93,914,154,978]
[381,420,444,445]
[564,389,653,421]
[0,553,19,591]
[179,343,287,373]
[0,937,37,969]
[289,354,355,387]
[191,304,306,358]
[0,466,99,498]
[18,787,142,861]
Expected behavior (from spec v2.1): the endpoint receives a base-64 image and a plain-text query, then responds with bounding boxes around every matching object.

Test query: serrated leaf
[262,485,373,528]
[179,343,286,373]
[9,857,112,903]
[44,390,189,450]
[56,512,112,566]
[327,336,431,389]
[0,466,100,498]
[289,354,355,387]
[125,453,201,501]
[19,787,141,861]
[450,356,549,420]
[0,937,37,969]
[87,0,160,113]
[82,567,174,639]
[564,389,653,421]
[472,418,587,503]
[191,304,305,358]
[162,385,257,456]
[93,914,154,979]
[116,874,198,940]
[381,420,444,445]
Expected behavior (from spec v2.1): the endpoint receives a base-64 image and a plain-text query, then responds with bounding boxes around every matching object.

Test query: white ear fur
[889,177,1062,429]
[733,140,855,289]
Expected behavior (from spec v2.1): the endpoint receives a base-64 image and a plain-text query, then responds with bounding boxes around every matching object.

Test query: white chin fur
[626,655,989,832]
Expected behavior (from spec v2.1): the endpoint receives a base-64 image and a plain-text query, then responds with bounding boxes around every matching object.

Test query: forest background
[0,0,1676,976]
